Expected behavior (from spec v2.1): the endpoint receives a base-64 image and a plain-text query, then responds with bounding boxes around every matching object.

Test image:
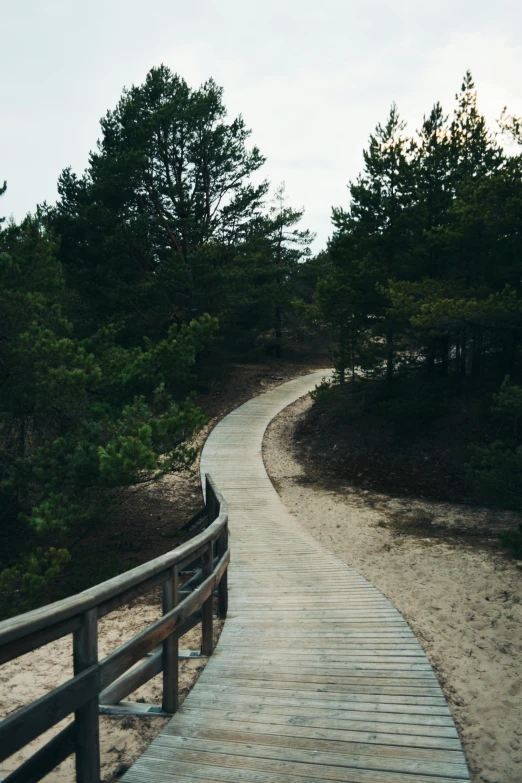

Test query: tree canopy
[316,71,522,390]
[3,65,522,617]
[0,66,315,616]
[310,71,522,528]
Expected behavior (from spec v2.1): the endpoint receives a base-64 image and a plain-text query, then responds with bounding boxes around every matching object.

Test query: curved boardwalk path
[124,372,470,783]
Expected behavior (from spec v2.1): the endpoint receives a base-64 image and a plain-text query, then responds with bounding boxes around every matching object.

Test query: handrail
[0,480,226,651]
[0,474,229,783]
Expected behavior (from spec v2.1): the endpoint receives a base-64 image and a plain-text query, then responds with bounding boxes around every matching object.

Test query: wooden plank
[0,615,81,666]
[73,608,100,783]
[221,628,416,635]
[197,671,437,687]
[221,620,408,626]
[201,545,213,657]
[230,599,397,607]
[196,676,442,697]
[191,682,447,706]
[186,691,449,716]
[136,735,470,778]
[162,565,179,713]
[216,648,425,660]
[164,719,463,759]
[216,523,228,620]
[99,650,162,705]
[183,700,456,727]
[214,648,426,657]
[199,672,441,690]
[213,650,427,660]
[206,662,434,675]
[124,754,470,783]
[179,705,459,738]
[2,723,76,783]
[0,665,99,763]
[100,702,171,717]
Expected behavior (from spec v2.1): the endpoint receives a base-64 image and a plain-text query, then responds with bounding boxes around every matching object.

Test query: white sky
[2,0,522,251]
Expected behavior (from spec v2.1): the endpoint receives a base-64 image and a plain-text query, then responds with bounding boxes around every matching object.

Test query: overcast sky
[2,0,521,251]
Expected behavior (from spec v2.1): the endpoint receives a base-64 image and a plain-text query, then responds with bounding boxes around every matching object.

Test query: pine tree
[51,66,269,342]
[320,104,419,390]
[262,184,314,357]
[0,180,6,225]
[0,213,214,616]
[450,71,502,184]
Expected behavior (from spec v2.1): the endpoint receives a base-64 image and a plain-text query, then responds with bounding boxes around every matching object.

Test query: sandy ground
[0,591,223,781]
[264,394,522,783]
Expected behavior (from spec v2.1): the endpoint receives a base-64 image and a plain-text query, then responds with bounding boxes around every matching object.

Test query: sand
[263,394,522,783]
[0,592,223,782]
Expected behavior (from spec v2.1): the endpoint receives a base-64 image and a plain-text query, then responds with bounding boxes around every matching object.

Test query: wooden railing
[0,474,229,783]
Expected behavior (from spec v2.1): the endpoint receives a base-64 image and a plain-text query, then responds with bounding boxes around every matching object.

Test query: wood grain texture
[73,608,100,783]
[1,724,76,783]
[122,371,470,781]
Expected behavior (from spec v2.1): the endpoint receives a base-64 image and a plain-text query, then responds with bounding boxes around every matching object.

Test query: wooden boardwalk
[123,371,470,783]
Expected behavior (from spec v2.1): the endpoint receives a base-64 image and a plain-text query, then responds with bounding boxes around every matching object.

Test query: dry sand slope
[263,393,522,783]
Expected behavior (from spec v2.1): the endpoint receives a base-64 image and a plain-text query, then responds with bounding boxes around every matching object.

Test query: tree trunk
[440,337,449,376]
[504,333,518,376]
[427,340,435,377]
[470,328,483,378]
[18,416,25,458]
[386,325,394,393]
[275,305,282,358]
[460,330,467,377]
[509,337,519,377]
[455,336,461,375]
[351,326,356,382]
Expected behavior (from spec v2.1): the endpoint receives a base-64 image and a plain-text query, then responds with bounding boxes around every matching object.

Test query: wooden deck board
[122,371,470,781]
[164,717,462,753]
[178,706,460,739]
[131,735,469,778]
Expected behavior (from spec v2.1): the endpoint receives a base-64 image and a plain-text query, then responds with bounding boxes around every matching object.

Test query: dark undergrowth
[295,372,522,559]
[1,357,327,617]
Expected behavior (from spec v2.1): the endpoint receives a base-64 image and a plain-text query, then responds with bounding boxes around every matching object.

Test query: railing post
[162,565,179,714]
[201,542,214,656]
[217,522,228,619]
[206,474,219,523]
[73,608,100,783]
[207,474,228,620]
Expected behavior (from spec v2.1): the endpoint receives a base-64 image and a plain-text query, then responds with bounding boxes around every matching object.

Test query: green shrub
[467,440,522,511]
[491,376,522,435]
[0,548,71,618]
[310,378,336,404]
[377,393,449,429]
[500,524,522,559]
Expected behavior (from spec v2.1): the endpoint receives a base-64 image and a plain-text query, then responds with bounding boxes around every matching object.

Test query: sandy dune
[263,393,522,783]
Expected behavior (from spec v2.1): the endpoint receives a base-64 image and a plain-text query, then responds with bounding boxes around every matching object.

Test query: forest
[2,66,522,618]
